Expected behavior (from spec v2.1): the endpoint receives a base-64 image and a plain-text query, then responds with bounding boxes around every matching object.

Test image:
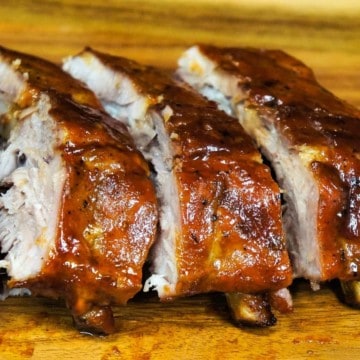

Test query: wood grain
[0,281,358,360]
[0,1,360,359]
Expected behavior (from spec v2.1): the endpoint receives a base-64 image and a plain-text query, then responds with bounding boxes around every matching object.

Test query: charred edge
[72,305,116,336]
[233,314,277,328]
[340,280,360,308]
[226,292,277,328]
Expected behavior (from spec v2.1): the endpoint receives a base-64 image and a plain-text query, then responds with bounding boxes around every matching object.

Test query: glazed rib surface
[64,49,292,301]
[178,44,360,283]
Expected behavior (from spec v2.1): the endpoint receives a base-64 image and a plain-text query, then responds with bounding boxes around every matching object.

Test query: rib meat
[0,46,158,334]
[63,48,293,325]
[177,45,360,294]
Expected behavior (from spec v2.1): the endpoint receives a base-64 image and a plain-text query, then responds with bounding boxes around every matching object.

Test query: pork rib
[177,45,360,297]
[64,48,293,325]
[0,46,158,334]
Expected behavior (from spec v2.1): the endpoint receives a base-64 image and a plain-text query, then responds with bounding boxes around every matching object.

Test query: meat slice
[177,45,360,297]
[63,48,293,325]
[0,46,158,334]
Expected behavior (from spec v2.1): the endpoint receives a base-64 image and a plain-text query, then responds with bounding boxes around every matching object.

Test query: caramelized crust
[90,49,292,295]
[0,46,158,333]
[196,45,360,281]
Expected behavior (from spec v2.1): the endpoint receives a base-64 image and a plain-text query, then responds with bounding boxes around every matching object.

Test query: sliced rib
[0,46,158,334]
[177,45,360,297]
[63,48,293,325]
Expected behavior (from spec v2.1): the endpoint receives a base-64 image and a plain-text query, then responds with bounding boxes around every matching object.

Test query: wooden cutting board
[1,1,360,359]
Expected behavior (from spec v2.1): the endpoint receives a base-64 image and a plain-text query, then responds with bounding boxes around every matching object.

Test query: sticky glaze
[198,45,360,280]
[90,49,292,296]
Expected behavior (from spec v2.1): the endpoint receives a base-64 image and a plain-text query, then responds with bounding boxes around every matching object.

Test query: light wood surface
[1,1,360,359]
